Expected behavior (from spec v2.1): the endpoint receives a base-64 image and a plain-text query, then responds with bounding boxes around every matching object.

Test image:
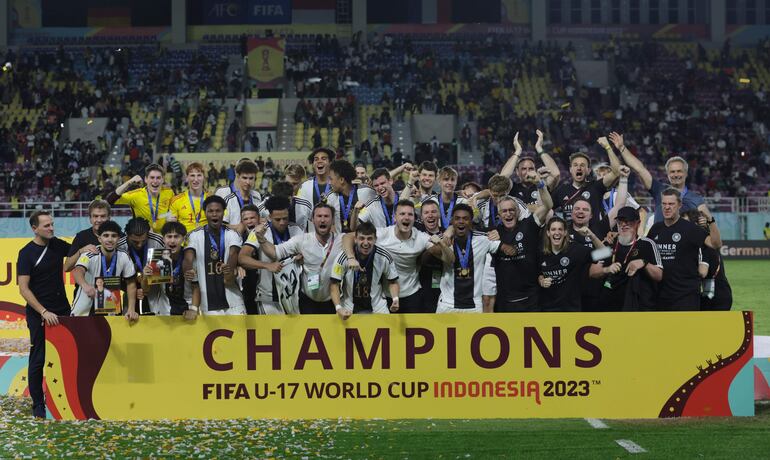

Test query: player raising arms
[108,163,174,233]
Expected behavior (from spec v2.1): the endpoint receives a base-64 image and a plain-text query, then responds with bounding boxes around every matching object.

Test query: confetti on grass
[0,395,352,458]
[0,338,29,354]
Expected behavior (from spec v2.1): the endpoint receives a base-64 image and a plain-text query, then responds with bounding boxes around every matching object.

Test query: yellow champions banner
[247,37,285,86]
[45,312,754,420]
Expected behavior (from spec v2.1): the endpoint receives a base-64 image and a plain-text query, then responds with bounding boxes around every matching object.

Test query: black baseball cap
[616,206,640,222]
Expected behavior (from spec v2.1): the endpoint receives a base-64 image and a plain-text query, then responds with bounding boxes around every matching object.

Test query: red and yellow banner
[44,312,754,420]
[247,38,285,87]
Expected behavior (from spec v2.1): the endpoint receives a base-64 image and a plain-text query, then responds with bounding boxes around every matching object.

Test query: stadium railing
[0,202,134,219]
[0,197,766,218]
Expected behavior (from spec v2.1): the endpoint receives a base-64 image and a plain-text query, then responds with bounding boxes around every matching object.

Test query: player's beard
[618,232,635,246]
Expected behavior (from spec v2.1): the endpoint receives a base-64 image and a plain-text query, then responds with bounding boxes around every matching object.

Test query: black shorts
[658,292,701,311]
[494,292,539,313]
[299,292,335,314]
[391,291,430,314]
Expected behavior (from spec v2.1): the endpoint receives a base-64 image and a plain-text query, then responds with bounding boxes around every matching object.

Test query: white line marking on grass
[584,418,609,429]
[615,439,647,454]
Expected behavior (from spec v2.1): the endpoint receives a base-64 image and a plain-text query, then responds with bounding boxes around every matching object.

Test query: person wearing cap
[552,136,621,227]
[591,206,663,311]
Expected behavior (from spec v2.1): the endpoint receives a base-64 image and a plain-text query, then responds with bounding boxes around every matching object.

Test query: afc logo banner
[204,0,292,25]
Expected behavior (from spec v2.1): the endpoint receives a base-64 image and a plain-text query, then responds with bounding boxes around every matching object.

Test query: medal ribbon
[269,223,289,245]
[208,226,226,262]
[438,194,455,229]
[381,194,399,226]
[146,189,159,223]
[489,201,500,227]
[455,234,472,271]
[339,185,357,225]
[129,246,146,270]
[101,251,118,277]
[353,247,375,285]
[188,190,204,224]
[314,177,330,203]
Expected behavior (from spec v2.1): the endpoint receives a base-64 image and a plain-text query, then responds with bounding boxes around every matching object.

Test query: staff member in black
[591,206,663,311]
[647,188,722,310]
[17,211,71,418]
[487,173,553,313]
[537,216,595,312]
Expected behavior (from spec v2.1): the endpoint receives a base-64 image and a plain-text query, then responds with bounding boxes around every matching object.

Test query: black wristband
[707,217,716,224]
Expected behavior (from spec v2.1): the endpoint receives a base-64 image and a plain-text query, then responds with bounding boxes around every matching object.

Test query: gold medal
[210,250,219,261]
[459,268,470,277]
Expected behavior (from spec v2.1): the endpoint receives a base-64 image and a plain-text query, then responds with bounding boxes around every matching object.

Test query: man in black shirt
[647,188,722,310]
[17,211,71,418]
[500,130,561,207]
[591,207,663,311]
[486,179,552,312]
[552,137,620,226]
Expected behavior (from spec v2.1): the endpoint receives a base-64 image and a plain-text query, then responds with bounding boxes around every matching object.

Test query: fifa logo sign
[253,5,285,16]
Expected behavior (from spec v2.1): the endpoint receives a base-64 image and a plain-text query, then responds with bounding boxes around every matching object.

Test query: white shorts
[436,299,482,313]
[344,303,390,314]
[482,254,496,297]
[260,301,285,315]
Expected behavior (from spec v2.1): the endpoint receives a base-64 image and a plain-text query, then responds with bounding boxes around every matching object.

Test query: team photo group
[20,130,731,326]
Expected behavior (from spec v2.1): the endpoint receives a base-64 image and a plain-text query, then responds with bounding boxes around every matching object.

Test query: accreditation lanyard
[319,234,335,269]
[188,191,204,224]
[380,194,398,226]
[207,227,226,262]
[438,194,455,229]
[101,252,118,277]
[314,177,330,203]
[612,238,638,266]
[339,185,357,224]
[455,235,472,271]
[146,189,159,223]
